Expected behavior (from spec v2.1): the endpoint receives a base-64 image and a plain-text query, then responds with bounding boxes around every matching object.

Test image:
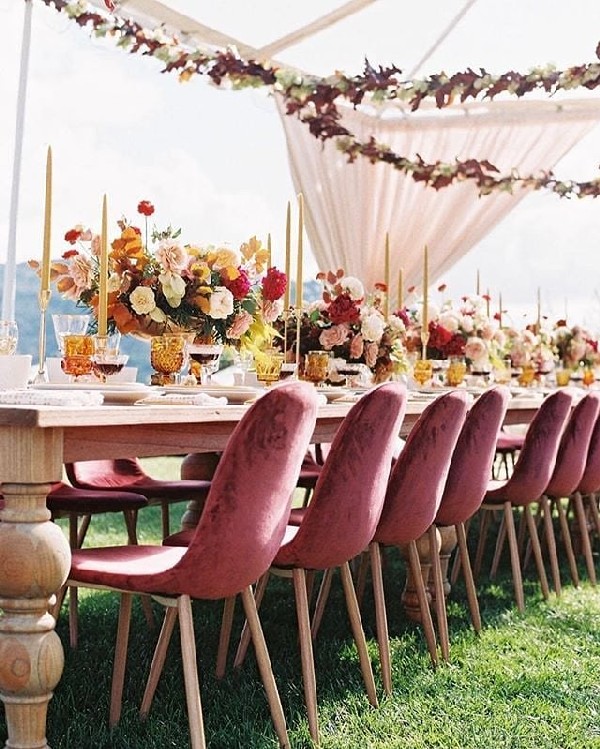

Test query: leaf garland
[40,0,600,198]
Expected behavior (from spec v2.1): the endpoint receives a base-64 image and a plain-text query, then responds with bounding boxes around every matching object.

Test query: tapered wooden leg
[240,586,290,749]
[370,543,392,694]
[355,549,370,605]
[340,562,378,707]
[178,595,206,749]
[215,596,236,679]
[140,605,178,719]
[503,502,525,613]
[587,493,600,538]
[456,522,481,633]
[428,526,449,661]
[573,492,597,584]
[110,593,134,728]
[292,568,320,745]
[524,505,549,600]
[540,496,561,595]
[490,513,507,580]
[406,540,438,666]
[473,509,491,580]
[311,568,334,640]
[234,572,270,670]
[555,497,580,587]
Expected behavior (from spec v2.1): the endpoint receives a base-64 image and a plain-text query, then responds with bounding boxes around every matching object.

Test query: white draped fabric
[276,97,600,305]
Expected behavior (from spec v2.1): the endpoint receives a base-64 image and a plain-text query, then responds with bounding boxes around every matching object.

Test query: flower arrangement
[280,268,408,382]
[30,201,286,347]
[553,322,599,369]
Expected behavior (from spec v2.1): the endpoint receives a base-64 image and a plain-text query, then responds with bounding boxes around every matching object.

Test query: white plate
[31,382,152,404]
[161,385,259,404]
[314,387,351,402]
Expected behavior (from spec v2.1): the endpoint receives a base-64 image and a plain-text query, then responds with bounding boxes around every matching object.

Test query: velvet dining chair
[474,389,574,612]
[234,382,408,746]
[368,390,469,690]
[429,386,510,660]
[65,381,319,749]
[65,457,211,538]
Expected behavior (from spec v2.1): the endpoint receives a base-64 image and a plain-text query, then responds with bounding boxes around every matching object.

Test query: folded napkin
[135,392,228,406]
[0,389,104,407]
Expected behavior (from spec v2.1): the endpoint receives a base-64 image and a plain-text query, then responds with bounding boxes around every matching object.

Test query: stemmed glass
[304,350,331,386]
[188,342,224,385]
[92,331,128,383]
[52,314,93,383]
[0,321,18,355]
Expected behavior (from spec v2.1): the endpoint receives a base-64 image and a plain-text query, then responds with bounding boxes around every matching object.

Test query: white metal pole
[2,0,33,321]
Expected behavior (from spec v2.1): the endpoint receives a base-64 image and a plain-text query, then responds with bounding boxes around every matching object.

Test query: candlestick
[476,268,480,296]
[296,193,304,310]
[384,232,390,318]
[398,267,404,310]
[267,233,272,270]
[98,195,108,337]
[498,293,503,328]
[41,146,52,294]
[284,202,291,310]
[422,246,429,358]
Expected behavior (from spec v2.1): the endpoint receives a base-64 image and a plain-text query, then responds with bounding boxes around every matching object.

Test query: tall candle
[422,245,429,332]
[486,287,490,318]
[296,193,304,309]
[498,293,503,328]
[267,233,272,270]
[536,287,541,329]
[398,267,404,310]
[384,232,390,318]
[476,268,480,296]
[41,146,52,294]
[284,202,291,310]
[98,195,108,337]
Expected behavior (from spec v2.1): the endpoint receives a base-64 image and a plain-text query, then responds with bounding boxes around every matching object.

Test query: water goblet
[150,334,188,386]
[92,332,127,383]
[0,320,18,355]
[413,359,433,387]
[52,314,90,356]
[188,342,224,385]
[304,350,331,386]
[255,348,285,387]
[61,334,94,382]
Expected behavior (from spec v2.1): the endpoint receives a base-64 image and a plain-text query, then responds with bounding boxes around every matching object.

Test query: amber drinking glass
[255,348,285,387]
[62,334,94,381]
[413,359,433,387]
[150,334,187,386]
[446,357,467,387]
[304,350,331,385]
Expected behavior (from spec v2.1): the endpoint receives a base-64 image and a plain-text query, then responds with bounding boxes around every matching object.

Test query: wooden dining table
[0,393,541,748]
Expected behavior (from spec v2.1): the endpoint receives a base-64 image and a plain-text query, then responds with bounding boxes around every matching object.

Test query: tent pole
[2,0,33,322]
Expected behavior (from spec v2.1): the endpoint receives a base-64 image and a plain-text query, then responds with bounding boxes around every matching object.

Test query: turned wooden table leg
[434,525,458,600]
[180,453,220,531]
[401,532,437,622]
[0,482,71,749]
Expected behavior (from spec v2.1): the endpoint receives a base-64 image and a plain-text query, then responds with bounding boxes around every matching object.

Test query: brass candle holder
[32,289,51,384]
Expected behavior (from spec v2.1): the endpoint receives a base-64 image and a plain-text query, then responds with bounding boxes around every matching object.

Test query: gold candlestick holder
[294,309,302,378]
[421,330,430,361]
[33,289,51,384]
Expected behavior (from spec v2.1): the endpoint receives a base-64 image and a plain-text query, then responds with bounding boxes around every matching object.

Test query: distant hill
[0,264,322,383]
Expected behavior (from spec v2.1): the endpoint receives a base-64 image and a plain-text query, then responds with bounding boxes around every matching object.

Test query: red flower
[223,268,251,300]
[137,200,155,217]
[62,249,79,259]
[262,267,287,301]
[327,293,361,325]
[64,228,82,244]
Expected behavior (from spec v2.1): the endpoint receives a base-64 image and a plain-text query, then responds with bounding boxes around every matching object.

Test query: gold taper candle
[98,195,108,337]
[536,287,541,329]
[267,233,272,270]
[41,146,52,294]
[384,232,390,318]
[486,287,490,318]
[476,268,480,296]
[284,202,291,310]
[398,267,404,310]
[422,245,429,331]
[296,193,304,309]
[498,292,503,328]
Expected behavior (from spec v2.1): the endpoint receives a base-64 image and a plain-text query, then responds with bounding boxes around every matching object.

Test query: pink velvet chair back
[130,382,318,599]
[576,408,600,495]
[545,392,600,498]
[273,382,407,570]
[435,387,510,527]
[375,390,469,546]
[66,458,149,488]
[487,389,573,506]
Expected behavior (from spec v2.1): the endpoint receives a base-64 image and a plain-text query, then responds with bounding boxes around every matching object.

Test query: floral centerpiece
[280,268,408,383]
[553,321,599,370]
[30,201,286,348]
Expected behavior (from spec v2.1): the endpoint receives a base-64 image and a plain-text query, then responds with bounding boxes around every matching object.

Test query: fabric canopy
[277,97,600,304]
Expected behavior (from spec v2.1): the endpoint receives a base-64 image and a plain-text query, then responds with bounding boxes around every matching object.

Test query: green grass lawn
[3,457,600,748]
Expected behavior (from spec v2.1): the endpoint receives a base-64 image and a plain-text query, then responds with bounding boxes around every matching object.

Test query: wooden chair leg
[456,522,481,633]
[311,568,334,641]
[234,572,270,670]
[523,504,550,599]
[292,568,320,746]
[490,513,507,580]
[555,497,580,587]
[369,542,392,695]
[573,492,597,585]
[503,502,525,613]
[215,596,236,679]
[587,492,600,539]
[76,514,92,549]
[406,540,438,667]
[160,500,170,539]
[140,605,179,719]
[428,526,449,662]
[540,496,561,595]
[178,595,206,749]
[473,509,491,581]
[110,592,134,728]
[240,586,290,749]
[340,561,378,707]
[355,549,370,606]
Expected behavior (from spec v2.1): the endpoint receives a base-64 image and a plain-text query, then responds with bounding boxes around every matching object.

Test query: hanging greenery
[40,0,600,198]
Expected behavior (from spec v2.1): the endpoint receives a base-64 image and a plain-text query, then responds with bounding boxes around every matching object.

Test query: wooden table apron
[0,397,539,748]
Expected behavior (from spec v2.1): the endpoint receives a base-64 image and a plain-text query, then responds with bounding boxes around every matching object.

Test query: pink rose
[365,341,378,368]
[227,310,253,339]
[262,299,284,323]
[464,337,488,363]
[319,324,349,350]
[349,333,364,359]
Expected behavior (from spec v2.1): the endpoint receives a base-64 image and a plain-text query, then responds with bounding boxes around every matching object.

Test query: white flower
[361,311,386,342]
[339,276,364,301]
[438,311,460,333]
[159,271,186,308]
[209,286,234,319]
[130,286,157,315]
[387,314,406,334]
[461,315,475,334]
[156,240,188,272]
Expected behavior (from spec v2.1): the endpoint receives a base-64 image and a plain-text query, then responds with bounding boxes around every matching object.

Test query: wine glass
[92,332,128,383]
[188,343,224,385]
[0,320,18,355]
[52,314,90,356]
